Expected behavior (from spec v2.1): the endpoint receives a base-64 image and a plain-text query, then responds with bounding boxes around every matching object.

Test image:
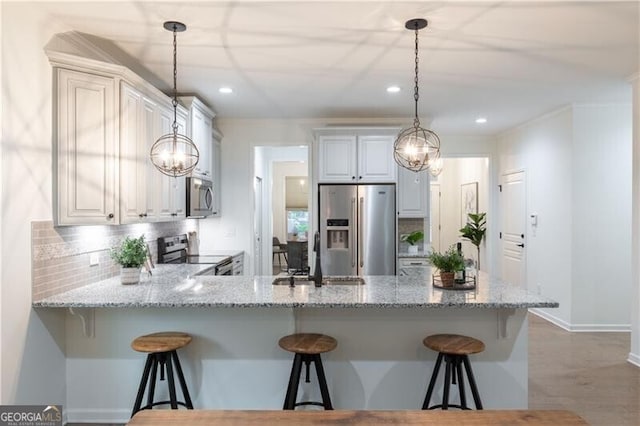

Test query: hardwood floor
[529,314,640,425]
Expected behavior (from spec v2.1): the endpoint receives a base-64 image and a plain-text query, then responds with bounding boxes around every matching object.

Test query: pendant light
[428,157,443,177]
[393,18,441,173]
[150,21,199,177]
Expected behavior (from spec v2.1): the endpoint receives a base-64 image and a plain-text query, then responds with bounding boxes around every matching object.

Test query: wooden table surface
[128,409,588,425]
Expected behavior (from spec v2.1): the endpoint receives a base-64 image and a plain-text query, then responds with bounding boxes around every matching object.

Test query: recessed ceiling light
[475,117,487,124]
[386,86,401,93]
[219,87,233,94]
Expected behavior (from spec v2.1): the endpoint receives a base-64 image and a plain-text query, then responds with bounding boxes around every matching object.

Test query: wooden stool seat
[422,334,485,411]
[132,332,192,353]
[131,332,194,417]
[423,334,485,355]
[279,333,337,410]
[279,333,337,354]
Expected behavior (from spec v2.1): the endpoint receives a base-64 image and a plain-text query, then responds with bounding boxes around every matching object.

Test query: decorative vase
[439,271,455,288]
[120,267,141,285]
[408,245,418,254]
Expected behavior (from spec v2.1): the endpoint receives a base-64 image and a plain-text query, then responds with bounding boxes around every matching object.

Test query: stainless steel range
[157,234,233,275]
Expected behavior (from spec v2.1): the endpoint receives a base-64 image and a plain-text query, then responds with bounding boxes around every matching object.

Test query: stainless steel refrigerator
[319,184,396,276]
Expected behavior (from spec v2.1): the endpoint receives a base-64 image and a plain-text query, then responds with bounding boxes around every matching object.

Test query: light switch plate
[89,252,100,266]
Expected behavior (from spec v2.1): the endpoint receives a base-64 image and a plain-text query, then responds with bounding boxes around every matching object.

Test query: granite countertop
[33,265,558,309]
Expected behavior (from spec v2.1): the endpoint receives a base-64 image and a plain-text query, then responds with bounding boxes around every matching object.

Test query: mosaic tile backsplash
[32,220,197,300]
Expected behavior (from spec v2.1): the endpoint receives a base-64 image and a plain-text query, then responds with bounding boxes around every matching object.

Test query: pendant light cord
[171,24,179,136]
[413,23,420,128]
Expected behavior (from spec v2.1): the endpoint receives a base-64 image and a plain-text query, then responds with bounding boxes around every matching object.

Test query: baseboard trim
[529,309,631,332]
[628,352,640,368]
[65,408,129,424]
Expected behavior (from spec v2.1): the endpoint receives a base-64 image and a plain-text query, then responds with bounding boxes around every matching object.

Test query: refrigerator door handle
[359,196,364,268]
[351,197,356,267]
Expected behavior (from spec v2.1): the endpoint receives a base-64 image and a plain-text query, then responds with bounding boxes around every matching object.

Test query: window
[287,209,309,239]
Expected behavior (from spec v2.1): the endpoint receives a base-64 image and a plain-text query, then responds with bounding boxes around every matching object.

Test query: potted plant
[401,230,424,254]
[426,246,465,287]
[459,212,486,270]
[111,235,147,285]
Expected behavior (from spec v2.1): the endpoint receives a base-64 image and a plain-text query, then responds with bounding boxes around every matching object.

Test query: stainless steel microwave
[186,177,214,218]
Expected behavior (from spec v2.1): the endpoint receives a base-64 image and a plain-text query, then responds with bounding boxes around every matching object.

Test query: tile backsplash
[31,220,197,300]
[398,218,425,253]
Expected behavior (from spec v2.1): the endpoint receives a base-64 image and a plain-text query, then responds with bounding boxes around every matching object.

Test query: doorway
[253,146,309,276]
[429,157,489,271]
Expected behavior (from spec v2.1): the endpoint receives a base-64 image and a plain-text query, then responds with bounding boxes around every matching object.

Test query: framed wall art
[461,182,478,225]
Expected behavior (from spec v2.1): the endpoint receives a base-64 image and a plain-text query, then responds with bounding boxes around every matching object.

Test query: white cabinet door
[154,106,187,220]
[119,82,152,224]
[191,106,212,177]
[398,167,429,217]
[317,135,357,182]
[55,68,117,225]
[357,135,396,182]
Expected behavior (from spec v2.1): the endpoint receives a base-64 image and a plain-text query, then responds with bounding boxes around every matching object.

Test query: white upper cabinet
[317,135,357,182]
[398,166,429,218]
[120,82,152,224]
[179,96,215,178]
[154,105,188,221]
[48,34,197,226]
[316,131,396,183]
[54,68,118,225]
[357,135,396,182]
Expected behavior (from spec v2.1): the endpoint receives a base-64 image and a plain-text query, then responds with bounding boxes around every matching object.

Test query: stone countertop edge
[32,265,559,310]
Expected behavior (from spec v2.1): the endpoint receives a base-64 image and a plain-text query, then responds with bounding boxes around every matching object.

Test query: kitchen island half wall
[34,270,557,423]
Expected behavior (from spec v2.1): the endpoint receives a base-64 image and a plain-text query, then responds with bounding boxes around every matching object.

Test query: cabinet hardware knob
[359,176,362,179]
[171,213,177,216]
[107,213,114,219]
[517,243,525,248]
[352,176,356,180]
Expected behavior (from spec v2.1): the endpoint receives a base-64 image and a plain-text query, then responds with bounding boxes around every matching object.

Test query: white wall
[497,105,633,331]
[571,105,632,328]
[631,75,640,366]
[1,3,67,405]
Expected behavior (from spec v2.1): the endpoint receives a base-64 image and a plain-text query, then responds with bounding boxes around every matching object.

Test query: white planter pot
[408,245,418,254]
[120,267,141,285]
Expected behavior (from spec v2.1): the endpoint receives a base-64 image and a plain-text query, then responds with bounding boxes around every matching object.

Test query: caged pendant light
[150,21,199,177]
[393,18,441,173]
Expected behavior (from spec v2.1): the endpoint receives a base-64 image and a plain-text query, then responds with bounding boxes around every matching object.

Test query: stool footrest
[294,401,326,407]
[139,400,192,410]
[426,404,472,410]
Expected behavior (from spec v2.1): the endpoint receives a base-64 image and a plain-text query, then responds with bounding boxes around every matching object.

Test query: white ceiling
[32,1,639,135]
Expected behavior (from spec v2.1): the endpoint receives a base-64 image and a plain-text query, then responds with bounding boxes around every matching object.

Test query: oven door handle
[204,187,213,209]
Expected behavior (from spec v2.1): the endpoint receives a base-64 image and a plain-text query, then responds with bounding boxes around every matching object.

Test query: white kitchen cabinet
[155,105,188,220]
[180,96,215,179]
[54,68,118,225]
[316,131,396,183]
[120,82,155,224]
[232,252,244,275]
[398,167,429,218]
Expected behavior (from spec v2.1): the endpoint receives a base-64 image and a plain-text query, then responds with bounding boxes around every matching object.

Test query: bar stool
[130,331,194,417]
[279,333,337,410]
[422,333,485,410]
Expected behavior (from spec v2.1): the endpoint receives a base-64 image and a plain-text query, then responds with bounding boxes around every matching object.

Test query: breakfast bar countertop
[33,264,558,309]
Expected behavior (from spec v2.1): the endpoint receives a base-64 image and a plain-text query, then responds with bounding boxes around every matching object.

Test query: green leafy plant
[426,246,465,273]
[401,230,424,246]
[111,235,147,268]
[459,212,486,270]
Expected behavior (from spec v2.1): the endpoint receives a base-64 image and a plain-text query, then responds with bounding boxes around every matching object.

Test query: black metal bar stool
[422,333,485,410]
[279,333,337,410]
[130,331,194,417]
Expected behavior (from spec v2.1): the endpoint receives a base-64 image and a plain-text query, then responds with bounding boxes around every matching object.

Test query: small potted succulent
[401,230,424,254]
[111,235,147,285]
[426,246,465,287]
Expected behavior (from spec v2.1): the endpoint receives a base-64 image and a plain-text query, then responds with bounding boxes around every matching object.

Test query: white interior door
[254,177,263,276]
[500,171,526,287]
[430,183,441,252]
